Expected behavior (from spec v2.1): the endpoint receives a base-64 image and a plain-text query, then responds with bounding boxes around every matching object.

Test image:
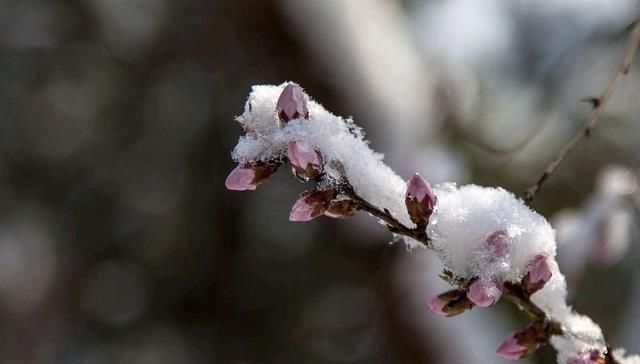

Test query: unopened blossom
[289,190,335,222]
[425,289,473,317]
[485,230,510,261]
[287,140,324,180]
[425,295,448,316]
[225,163,279,191]
[276,83,309,124]
[496,323,549,360]
[497,335,529,360]
[467,279,503,307]
[523,254,553,294]
[405,174,437,226]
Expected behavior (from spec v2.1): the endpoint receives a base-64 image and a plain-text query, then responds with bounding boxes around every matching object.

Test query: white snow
[551,314,606,363]
[232,83,413,240]
[428,184,555,283]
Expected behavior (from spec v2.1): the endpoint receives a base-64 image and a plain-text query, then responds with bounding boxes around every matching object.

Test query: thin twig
[342,185,430,244]
[524,19,640,203]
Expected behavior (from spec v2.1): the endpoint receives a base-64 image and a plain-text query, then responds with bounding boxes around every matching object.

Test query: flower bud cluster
[226,83,359,222]
[426,252,553,360]
[226,83,319,190]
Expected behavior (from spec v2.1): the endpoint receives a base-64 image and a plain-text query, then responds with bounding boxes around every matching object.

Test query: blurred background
[0,0,639,363]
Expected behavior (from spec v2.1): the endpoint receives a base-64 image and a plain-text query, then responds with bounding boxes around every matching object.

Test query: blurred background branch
[524,19,640,203]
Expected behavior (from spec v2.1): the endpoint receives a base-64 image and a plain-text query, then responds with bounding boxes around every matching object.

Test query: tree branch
[524,19,640,203]
[341,184,618,363]
[341,184,430,244]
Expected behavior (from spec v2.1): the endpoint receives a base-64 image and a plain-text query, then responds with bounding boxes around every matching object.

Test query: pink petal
[529,254,552,284]
[405,173,437,225]
[289,197,318,222]
[467,280,502,308]
[496,335,528,360]
[276,83,309,123]
[425,295,448,316]
[406,174,431,202]
[225,165,256,191]
[288,190,334,222]
[485,230,509,260]
[287,140,322,172]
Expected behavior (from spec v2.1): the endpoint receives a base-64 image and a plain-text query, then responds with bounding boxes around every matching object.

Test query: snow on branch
[225,83,639,364]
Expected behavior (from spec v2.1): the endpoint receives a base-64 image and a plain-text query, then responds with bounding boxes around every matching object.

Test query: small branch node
[581,96,601,108]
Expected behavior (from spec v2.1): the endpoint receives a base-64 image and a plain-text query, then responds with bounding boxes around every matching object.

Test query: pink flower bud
[405,174,437,226]
[529,255,552,283]
[289,190,335,222]
[496,335,529,360]
[225,163,279,191]
[225,165,255,191]
[467,279,503,307]
[523,254,553,294]
[485,230,509,261]
[425,295,448,316]
[566,351,605,364]
[425,289,473,317]
[276,83,309,124]
[496,323,550,360]
[287,140,324,180]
